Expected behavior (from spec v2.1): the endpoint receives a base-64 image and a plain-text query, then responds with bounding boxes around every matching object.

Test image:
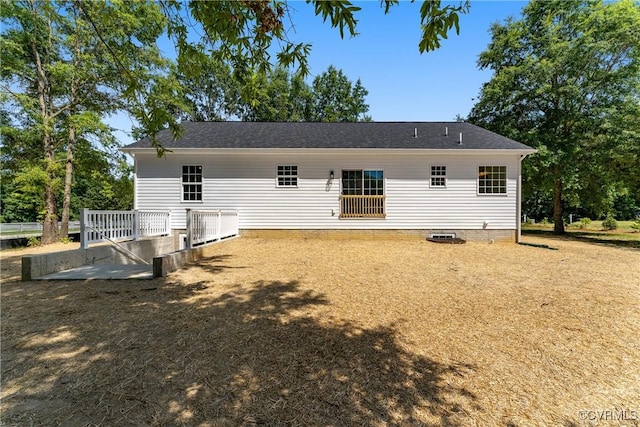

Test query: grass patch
[523,222,640,249]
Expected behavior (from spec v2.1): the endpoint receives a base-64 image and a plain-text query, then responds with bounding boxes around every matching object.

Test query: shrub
[602,215,618,231]
[27,236,41,247]
[578,217,592,229]
[540,217,550,225]
[631,218,640,232]
[60,236,72,244]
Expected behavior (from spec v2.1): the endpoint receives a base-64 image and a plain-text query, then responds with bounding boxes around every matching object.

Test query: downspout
[516,153,532,243]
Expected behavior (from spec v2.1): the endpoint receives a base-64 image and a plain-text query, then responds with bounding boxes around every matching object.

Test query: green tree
[88,1,470,141]
[240,67,312,122]
[1,0,177,243]
[311,66,370,122]
[468,0,640,234]
[70,139,133,214]
[232,66,369,122]
[174,55,241,122]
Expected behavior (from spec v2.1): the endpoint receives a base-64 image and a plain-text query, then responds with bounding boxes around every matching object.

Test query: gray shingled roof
[122,121,534,151]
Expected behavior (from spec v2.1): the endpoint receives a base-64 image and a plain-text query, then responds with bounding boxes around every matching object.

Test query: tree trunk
[553,178,565,235]
[42,135,59,244]
[61,5,81,239]
[32,2,58,245]
[60,124,75,238]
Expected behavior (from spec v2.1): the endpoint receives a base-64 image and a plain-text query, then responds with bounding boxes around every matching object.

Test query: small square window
[430,166,446,188]
[277,165,298,187]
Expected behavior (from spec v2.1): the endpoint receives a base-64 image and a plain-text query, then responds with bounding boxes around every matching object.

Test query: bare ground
[1,236,639,426]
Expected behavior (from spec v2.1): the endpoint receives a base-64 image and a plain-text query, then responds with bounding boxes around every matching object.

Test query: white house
[121,122,535,242]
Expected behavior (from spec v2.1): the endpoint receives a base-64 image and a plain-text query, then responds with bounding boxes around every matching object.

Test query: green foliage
[60,236,72,244]
[416,0,470,52]
[613,193,639,220]
[94,0,469,143]
[630,218,640,232]
[602,215,618,231]
[27,236,41,247]
[468,0,640,235]
[240,67,313,122]
[181,64,371,123]
[1,0,147,239]
[310,66,370,122]
[579,217,592,229]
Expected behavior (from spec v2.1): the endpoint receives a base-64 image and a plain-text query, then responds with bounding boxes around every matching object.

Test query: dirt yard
[1,236,639,426]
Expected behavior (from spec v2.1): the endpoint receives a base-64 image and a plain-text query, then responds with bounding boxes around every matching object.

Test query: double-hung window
[478,166,507,195]
[182,165,202,201]
[340,169,385,218]
[277,165,298,187]
[430,166,446,188]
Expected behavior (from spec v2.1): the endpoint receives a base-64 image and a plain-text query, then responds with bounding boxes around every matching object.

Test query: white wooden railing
[186,209,239,248]
[80,209,171,249]
[339,195,386,218]
[139,211,172,237]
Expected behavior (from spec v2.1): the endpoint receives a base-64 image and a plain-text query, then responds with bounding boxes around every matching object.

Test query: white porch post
[80,208,89,249]
[216,210,222,241]
[133,210,140,241]
[185,208,192,249]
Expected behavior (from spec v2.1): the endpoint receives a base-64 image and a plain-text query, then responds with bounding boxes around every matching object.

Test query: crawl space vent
[427,233,466,244]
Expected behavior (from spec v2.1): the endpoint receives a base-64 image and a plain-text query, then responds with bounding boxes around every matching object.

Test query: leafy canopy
[468,0,640,233]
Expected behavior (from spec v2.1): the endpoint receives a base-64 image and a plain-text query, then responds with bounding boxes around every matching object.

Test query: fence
[0,221,81,237]
[80,209,171,249]
[186,209,239,248]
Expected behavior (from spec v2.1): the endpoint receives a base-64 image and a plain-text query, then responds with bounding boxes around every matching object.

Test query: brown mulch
[1,236,639,426]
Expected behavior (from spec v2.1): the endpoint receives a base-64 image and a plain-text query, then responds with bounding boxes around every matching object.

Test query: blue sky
[282,1,527,121]
[113,1,528,144]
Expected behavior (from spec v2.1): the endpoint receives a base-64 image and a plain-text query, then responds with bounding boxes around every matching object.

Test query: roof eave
[120,147,537,156]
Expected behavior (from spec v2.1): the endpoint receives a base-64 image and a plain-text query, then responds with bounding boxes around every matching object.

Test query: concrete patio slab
[34,264,153,280]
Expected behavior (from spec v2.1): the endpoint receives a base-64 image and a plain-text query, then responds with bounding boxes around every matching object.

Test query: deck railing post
[216,210,222,241]
[80,208,89,249]
[133,210,140,241]
[185,208,192,249]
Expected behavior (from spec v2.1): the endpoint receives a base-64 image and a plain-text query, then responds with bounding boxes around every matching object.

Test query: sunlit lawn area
[523,220,640,248]
[1,235,638,425]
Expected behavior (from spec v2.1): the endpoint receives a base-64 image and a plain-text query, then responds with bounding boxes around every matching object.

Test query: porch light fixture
[330,170,334,180]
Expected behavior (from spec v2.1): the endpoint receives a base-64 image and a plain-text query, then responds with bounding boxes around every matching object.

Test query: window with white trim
[430,165,446,188]
[478,166,507,194]
[277,165,298,187]
[182,165,202,201]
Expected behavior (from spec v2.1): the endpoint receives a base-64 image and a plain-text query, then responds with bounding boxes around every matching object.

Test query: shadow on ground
[2,255,479,426]
[523,229,640,250]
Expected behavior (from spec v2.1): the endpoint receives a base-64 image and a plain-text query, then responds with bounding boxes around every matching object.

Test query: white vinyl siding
[133,151,521,231]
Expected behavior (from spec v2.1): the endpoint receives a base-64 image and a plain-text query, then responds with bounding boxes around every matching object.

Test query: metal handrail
[85,224,149,265]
